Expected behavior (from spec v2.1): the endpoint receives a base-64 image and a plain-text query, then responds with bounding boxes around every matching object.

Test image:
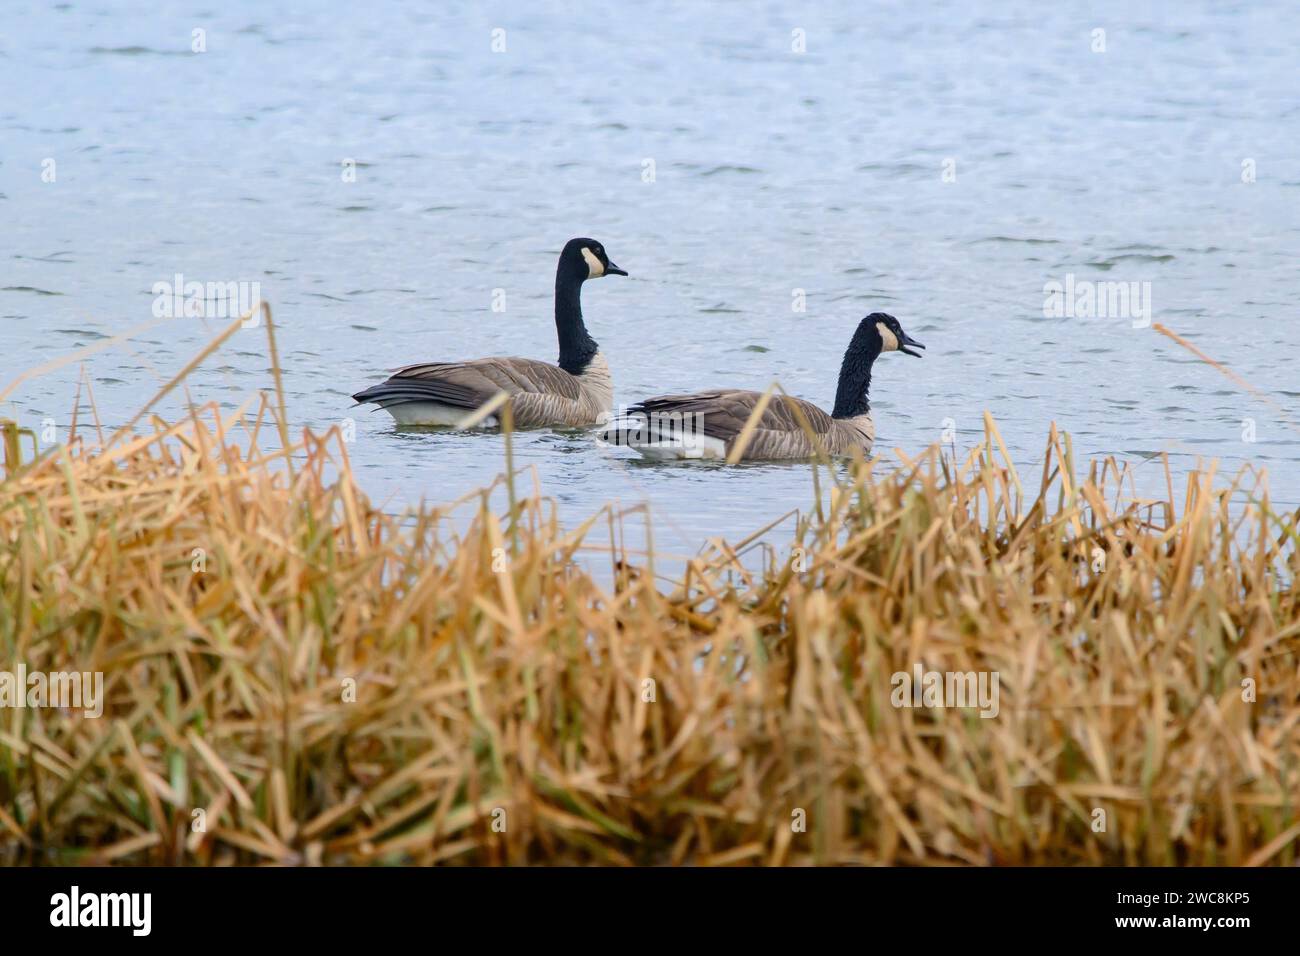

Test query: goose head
[561,237,628,281]
[864,312,925,357]
[833,312,924,419]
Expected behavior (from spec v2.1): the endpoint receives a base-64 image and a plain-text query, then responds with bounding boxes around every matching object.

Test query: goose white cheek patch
[876,322,900,351]
[581,247,605,277]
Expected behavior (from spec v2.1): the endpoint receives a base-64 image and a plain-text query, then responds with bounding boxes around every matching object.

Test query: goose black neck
[555,258,597,375]
[831,327,881,419]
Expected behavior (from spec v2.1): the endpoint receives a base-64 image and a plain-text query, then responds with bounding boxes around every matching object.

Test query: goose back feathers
[352,354,615,428]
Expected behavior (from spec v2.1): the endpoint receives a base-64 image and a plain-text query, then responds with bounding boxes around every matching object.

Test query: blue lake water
[3,1,1298,561]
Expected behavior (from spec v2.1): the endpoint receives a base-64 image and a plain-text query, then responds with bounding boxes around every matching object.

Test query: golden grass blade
[106,313,248,449]
[725,383,777,464]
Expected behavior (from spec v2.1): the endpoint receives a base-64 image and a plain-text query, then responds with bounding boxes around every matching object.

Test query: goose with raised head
[601,313,924,461]
[351,238,627,427]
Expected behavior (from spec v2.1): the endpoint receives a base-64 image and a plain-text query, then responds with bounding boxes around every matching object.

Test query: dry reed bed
[1,364,1299,865]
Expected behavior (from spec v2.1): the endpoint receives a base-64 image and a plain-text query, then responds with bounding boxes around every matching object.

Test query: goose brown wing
[354,357,582,410]
[631,390,834,443]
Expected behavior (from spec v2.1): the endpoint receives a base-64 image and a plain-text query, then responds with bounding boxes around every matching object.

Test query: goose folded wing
[368,357,584,409]
[631,391,834,443]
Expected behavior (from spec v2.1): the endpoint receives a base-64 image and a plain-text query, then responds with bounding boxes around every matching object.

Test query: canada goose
[351,238,627,427]
[601,313,924,461]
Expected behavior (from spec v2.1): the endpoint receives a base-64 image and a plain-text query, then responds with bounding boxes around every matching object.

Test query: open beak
[899,332,925,358]
[605,260,628,277]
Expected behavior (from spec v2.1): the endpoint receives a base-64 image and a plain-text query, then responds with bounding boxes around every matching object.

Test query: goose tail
[351,380,441,410]
[350,380,498,427]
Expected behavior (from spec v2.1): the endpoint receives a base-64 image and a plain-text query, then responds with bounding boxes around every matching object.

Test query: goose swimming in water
[601,313,924,461]
[351,238,627,427]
